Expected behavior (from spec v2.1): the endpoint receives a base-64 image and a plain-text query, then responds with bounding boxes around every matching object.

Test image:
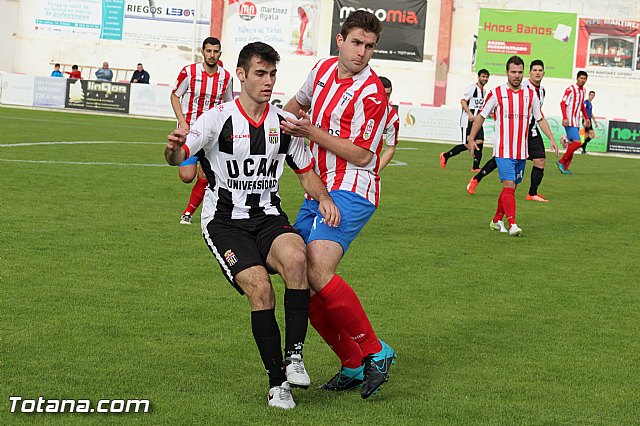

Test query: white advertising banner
[398,105,463,142]
[1,73,35,106]
[225,0,321,56]
[129,83,174,118]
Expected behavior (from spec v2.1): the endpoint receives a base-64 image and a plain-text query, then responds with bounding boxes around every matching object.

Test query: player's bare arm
[379,146,397,171]
[461,99,474,122]
[170,93,189,130]
[165,128,188,165]
[467,115,485,154]
[280,110,373,166]
[296,170,341,227]
[537,117,558,156]
[283,97,310,118]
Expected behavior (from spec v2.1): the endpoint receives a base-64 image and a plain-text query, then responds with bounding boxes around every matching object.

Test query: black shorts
[462,126,484,144]
[202,214,300,294]
[527,134,546,160]
[584,125,593,133]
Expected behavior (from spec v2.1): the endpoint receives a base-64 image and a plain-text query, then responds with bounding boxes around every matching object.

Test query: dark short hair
[202,37,221,50]
[379,76,392,89]
[530,59,544,70]
[577,70,588,79]
[237,42,280,73]
[506,55,525,72]
[477,69,489,77]
[72,65,78,70]
[54,63,60,67]
[340,10,383,42]
[589,90,596,95]
[137,63,143,67]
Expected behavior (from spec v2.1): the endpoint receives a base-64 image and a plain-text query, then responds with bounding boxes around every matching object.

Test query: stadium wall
[1,0,639,122]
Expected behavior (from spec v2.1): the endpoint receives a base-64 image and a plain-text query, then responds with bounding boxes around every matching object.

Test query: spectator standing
[51,64,63,77]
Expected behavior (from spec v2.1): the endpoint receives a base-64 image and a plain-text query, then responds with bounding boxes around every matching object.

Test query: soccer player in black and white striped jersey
[165,42,340,410]
[440,69,490,171]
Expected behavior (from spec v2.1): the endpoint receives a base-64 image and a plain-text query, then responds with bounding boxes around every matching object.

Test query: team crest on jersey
[268,128,279,144]
[363,118,375,140]
[224,250,238,266]
[339,91,354,108]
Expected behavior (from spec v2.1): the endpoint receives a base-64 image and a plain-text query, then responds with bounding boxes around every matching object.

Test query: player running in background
[581,90,597,154]
[378,76,400,171]
[281,10,396,399]
[165,42,340,409]
[557,71,590,174]
[171,37,233,224]
[467,60,554,202]
[440,69,489,171]
[467,56,558,236]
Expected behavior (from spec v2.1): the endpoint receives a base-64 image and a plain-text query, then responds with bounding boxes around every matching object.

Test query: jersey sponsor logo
[363,118,375,140]
[224,250,238,266]
[226,158,279,178]
[268,128,279,144]
[317,81,325,88]
[189,129,201,138]
[226,178,278,191]
[232,133,251,139]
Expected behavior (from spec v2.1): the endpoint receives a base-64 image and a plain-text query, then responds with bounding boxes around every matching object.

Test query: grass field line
[2,114,170,130]
[0,141,163,148]
[0,158,169,167]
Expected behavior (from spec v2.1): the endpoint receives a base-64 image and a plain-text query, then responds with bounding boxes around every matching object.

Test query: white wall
[2,0,640,121]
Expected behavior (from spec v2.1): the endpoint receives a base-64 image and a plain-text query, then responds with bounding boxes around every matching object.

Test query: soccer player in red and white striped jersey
[378,76,400,171]
[170,37,233,225]
[557,71,590,174]
[467,56,557,236]
[281,10,395,399]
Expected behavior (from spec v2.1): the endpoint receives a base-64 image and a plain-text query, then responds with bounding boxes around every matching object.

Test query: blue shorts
[564,126,580,141]
[495,157,526,184]
[293,190,376,254]
[180,155,198,167]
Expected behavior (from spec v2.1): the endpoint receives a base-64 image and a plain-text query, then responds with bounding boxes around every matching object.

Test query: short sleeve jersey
[480,83,543,160]
[523,79,546,138]
[460,82,486,127]
[384,104,400,147]
[295,57,388,207]
[561,83,586,127]
[173,63,233,126]
[183,99,314,221]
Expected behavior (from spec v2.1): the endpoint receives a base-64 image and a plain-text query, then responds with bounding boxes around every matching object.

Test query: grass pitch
[1,106,639,425]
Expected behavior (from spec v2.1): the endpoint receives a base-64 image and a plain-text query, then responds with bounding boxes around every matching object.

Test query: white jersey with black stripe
[183,99,314,222]
[523,79,546,137]
[460,82,486,128]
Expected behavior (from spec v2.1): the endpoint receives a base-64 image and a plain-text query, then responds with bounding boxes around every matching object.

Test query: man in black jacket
[130,63,150,84]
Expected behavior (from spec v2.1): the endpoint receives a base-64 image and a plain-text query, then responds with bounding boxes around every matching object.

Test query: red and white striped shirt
[561,83,586,127]
[481,83,543,160]
[295,57,388,207]
[172,63,233,126]
[384,105,399,147]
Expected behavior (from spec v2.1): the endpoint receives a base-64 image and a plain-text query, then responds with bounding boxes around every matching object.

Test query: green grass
[1,106,639,425]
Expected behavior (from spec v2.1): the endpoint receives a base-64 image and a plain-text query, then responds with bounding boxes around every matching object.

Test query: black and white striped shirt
[183,99,314,221]
[523,79,546,138]
[460,82,486,127]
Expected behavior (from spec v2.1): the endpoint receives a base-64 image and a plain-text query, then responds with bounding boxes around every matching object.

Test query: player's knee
[534,158,546,168]
[246,281,275,310]
[178,169,196,183]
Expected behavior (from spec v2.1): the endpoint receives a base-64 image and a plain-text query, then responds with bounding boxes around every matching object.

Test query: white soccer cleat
[179,213,192,225]
[285,354,311,388]
[268,381,296,409]
[509,224,523,236]
[489,220,508,233]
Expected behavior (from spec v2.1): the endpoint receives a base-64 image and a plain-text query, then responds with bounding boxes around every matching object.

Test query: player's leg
[265,229,312,388]
[471,128,485,171]
[181,166,208,223]
[202,220,293,408]
[526,135,548,202]
[468,156,497,195]
[440,128,469,168]
[559,127,581,173]
[563,141,582,172]
[177,157,199,224]
[494,158,522,236]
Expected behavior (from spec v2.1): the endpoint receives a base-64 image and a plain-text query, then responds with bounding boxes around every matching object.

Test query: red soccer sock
[493,191,505,223]
[563,142,582,169]
[309,295,363,368]
[316,275,382,357]
[501,187,517,226]
[183,177,208,215]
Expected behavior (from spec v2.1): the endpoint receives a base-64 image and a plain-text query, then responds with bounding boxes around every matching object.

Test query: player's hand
[584,118,591,128]
[280,110,313,138]
[178,120,190,131]
[467,137,478,156]
[318,195,340,228]
[167,128,188,151]
[549,138,559,156]
[468,113,474,122]
[560,136,569,149]
[561,119,568,127]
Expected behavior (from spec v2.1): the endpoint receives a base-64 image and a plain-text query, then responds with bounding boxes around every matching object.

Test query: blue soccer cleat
[318,366,364,391]
[361,340,396,399]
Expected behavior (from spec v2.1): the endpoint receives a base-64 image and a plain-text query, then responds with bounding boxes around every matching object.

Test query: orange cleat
[526,194,549,202]
[467,177,478,195]
[439,152,447,169]
[470,168,481,172]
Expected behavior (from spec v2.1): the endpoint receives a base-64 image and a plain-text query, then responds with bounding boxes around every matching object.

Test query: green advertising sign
[541,116,608,153]
[476,9,577,78]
